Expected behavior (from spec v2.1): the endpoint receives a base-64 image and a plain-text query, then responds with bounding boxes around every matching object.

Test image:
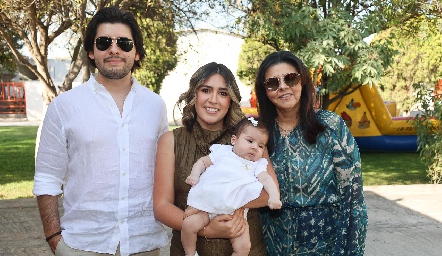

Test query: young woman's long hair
[254,51,326,154]
[174,62,244,132]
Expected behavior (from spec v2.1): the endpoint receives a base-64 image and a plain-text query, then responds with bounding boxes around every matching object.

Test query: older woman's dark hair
[254,51,326,154]
[174,62,244,132]
[84,6,146,71]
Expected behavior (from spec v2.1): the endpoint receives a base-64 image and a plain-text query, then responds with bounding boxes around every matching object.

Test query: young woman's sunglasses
[95,37,134,52]
[264,72,301,92]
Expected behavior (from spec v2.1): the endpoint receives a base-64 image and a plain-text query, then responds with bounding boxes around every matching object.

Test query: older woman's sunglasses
[264,72,301,91]
[95,37,134,52]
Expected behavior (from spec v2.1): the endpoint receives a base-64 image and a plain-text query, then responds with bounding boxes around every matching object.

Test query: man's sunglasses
[95,37,134,52]
[264,72,301,92]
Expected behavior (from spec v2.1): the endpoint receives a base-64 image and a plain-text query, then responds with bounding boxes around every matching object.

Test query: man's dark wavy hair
[84,6,146,71]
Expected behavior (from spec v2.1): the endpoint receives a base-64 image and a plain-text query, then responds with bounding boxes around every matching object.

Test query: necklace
[275,118,297,135]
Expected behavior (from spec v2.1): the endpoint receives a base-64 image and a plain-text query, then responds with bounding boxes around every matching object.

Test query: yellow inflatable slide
[328,84,418,151]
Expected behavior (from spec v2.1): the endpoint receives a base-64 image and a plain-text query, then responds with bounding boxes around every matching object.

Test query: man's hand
[49,235,62,253]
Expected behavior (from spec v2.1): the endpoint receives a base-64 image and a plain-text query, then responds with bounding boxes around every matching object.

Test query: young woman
[154,62,276,255]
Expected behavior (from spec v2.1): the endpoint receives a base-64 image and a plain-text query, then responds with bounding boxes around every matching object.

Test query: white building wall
[24,81,45,121]
[22,58,83,121]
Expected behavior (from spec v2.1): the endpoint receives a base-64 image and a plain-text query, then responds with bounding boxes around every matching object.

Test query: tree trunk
[60,46,86,92]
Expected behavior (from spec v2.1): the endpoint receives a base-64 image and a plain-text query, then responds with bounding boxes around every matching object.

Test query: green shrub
[412,82,442,184]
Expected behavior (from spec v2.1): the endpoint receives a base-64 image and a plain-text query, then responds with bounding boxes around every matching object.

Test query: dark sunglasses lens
[284,73,299,87]
[117,38,134,52]
[95,37,112,51]
[265,78,280,91]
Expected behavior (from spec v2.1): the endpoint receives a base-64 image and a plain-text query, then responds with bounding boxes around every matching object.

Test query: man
[33,6,168,256]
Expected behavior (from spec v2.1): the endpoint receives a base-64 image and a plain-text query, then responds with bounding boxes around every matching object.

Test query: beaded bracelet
[203,226,210,242]
[46,230,62,242]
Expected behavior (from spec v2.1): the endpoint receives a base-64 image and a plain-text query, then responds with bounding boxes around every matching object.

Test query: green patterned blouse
[261,110,367,255]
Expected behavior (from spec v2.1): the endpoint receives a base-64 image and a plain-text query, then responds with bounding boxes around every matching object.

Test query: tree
[237,39,274,87]
[234,0,437,110]
[124,1,178,94]
[412,81,442,184]
[374,0,442,31]
[0,0,87,103]
[374,17,442,114]
[0,32,22,75]
[0,0,220,103]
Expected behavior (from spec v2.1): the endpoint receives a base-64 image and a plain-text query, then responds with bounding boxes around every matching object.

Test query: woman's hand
[201,208,246,239]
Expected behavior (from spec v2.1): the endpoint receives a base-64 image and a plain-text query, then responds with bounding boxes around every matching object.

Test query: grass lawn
[0,126,430,200]
[361,152,428,185]
[0,126,39,199]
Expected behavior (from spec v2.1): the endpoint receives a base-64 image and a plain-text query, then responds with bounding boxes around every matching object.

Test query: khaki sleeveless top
[170,123,267,256]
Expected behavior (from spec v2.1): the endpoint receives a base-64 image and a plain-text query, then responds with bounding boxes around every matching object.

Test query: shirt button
[122,172,126,176]
[122,147,126,151]
[121,220,124,223]
[121,197,125,200]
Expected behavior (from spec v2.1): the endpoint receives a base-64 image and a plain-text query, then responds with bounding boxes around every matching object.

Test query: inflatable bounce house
[328,84,419,152]
[241,84,441,152]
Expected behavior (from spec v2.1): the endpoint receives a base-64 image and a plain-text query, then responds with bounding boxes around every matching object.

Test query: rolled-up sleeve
[33,100,68,196]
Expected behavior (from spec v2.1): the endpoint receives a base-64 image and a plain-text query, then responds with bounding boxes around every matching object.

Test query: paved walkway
[0,118,41,126]
[1,185,441,255]
[0,197,171,256]
[364,184,442,256]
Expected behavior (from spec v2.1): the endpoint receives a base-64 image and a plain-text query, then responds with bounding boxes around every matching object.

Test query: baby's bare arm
[257,172,282,209]
[186,155,213,186]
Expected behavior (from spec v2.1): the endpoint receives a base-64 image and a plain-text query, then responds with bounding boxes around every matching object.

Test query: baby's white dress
[187,144,268,215]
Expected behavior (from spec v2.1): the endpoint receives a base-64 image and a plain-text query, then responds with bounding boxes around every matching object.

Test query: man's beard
[98,57,133,79]
[99,67,131,79]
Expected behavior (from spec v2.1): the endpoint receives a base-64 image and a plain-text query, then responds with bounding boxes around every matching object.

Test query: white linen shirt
[33,74,169,256]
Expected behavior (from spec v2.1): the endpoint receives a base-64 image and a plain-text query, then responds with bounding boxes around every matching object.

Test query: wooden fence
[0,82,26,114]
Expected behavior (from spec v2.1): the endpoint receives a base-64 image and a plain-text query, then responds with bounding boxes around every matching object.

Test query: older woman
[255,51,368,255]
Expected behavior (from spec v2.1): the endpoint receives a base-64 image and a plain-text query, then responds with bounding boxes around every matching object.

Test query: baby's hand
[185,175,200,186]
[268,197,282,209]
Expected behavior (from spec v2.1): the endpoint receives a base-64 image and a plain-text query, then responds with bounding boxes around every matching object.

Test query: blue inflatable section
[355,135,418,152]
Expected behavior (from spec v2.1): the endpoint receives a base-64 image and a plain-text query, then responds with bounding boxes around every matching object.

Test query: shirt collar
[89,73,138,94]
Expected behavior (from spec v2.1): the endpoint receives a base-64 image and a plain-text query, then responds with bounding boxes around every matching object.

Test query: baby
[182,117,282,256]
